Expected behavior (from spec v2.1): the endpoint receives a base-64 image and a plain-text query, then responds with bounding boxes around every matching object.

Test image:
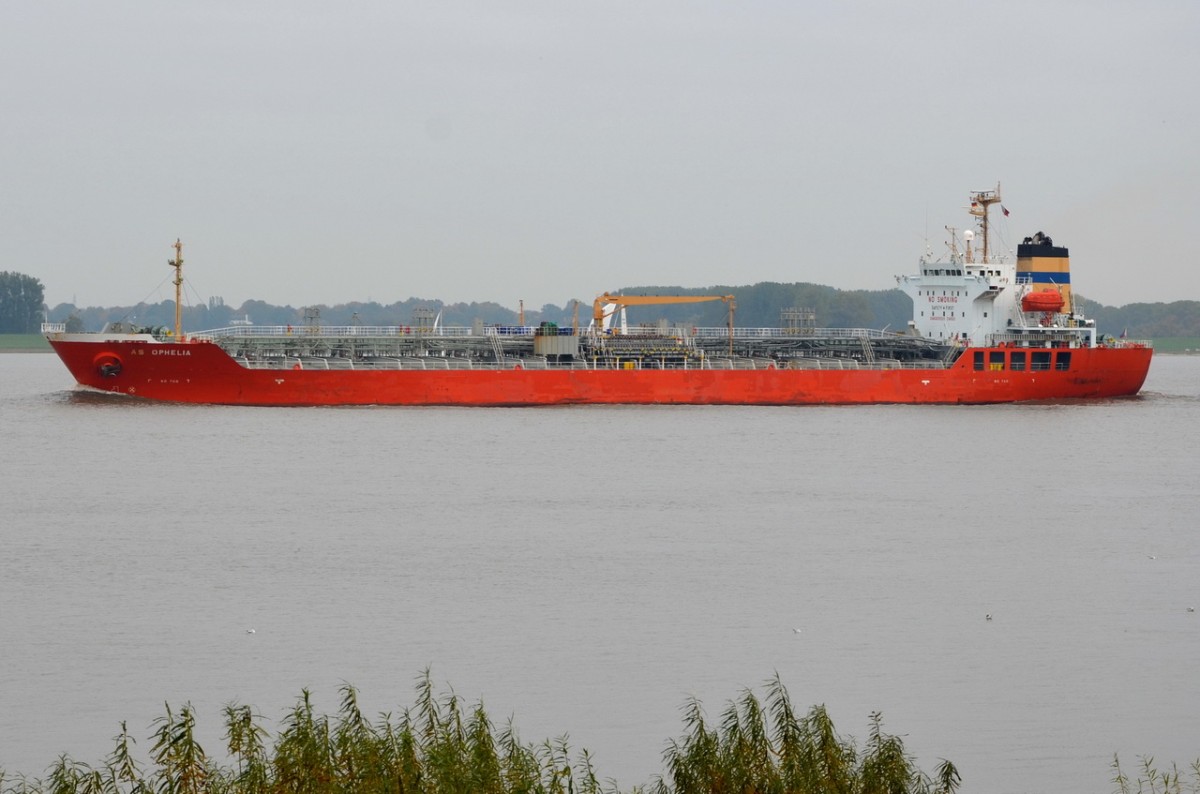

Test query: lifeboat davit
[1021,289,1065,313]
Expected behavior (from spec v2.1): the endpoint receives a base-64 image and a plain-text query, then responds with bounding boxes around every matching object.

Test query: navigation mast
[967,184,1002,263]
[169,239,184,340]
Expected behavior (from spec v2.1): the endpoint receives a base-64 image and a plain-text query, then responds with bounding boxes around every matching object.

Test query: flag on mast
[1001,205,1010,217]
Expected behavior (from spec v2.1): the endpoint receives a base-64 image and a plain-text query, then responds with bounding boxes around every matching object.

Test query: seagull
[245,628,256,634]
[792,628,802,634]
[1188,607,1195,613]
[985,614,992,621]
[1148,555,1157,560]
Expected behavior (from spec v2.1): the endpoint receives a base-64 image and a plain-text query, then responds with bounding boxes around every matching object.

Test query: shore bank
[0,334,50,352]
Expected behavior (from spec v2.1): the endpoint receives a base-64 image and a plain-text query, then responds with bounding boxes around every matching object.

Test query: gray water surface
[2,353,1198,792]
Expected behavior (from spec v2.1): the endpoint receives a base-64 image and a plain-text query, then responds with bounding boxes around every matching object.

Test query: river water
[1,352,1198,792]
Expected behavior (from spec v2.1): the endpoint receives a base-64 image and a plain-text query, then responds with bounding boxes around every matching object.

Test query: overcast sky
[4,1,1197,311]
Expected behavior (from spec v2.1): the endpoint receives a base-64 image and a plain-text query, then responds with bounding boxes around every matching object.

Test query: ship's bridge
[898,255,1019,344]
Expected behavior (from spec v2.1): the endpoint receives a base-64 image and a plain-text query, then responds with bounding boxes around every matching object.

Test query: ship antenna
[169,239,184,341]
[945,226,960,261]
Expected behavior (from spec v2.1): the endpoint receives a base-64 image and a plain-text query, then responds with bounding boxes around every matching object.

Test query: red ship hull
[47,338,1152,406]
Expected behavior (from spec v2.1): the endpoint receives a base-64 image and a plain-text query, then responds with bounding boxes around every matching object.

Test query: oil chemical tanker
[43,187,1152,406]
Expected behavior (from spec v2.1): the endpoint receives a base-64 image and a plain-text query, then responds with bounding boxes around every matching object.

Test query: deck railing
[198,324,894,340]
[690,327,890,340]
[231,355,949,372]
[196,325,487,339]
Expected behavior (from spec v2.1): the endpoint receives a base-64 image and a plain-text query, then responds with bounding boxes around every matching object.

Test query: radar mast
[967,184,1002,263]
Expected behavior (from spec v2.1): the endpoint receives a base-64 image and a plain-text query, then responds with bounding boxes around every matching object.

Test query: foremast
[169,239,184,341]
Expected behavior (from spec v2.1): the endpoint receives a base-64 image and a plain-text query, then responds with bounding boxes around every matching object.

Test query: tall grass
[1112,754,1200,794]
[652,674,958,794]
[1,670,1190,793]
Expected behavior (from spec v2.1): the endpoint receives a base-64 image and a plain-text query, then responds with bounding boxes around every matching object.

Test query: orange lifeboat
[1021,289,1065,313]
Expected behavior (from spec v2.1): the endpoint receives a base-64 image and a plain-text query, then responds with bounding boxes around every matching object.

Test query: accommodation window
[1011,351,1027,371]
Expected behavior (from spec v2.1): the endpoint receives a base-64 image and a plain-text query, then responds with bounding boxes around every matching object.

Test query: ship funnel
[1017,231,1072,315]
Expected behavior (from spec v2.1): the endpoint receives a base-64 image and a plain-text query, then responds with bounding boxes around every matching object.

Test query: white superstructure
[896,185,1097,349]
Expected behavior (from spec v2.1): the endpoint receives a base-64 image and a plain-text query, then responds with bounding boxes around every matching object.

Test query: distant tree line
[45,296,531,335]
[0,272,45,333]
[23,274,1200,339]
[39,283,921,335]
[1073,295,1200,340]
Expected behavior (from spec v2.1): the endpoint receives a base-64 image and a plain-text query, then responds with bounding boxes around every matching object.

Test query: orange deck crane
[592,293,737,354]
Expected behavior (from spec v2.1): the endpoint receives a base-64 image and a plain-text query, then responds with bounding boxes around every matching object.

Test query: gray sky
[4,1,1197,311]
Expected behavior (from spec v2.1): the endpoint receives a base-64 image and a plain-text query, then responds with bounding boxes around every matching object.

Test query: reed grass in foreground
[1112,755,1200,794]
[0,670,1192,793]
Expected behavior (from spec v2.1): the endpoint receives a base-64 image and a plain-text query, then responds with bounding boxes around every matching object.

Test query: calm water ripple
[2,353,1198,793]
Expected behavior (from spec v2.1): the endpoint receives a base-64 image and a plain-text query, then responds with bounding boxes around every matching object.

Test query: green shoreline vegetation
[2,673,959,794]
[0,674,1195,794]
[1150,337,1200,353]
[0,334,50,352]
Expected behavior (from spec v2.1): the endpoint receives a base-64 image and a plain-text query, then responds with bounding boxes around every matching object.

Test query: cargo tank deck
[185,323,960,371]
